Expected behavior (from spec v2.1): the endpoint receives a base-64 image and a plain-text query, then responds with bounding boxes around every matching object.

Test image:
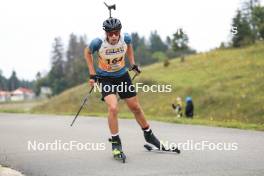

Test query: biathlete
[84,17,165,159]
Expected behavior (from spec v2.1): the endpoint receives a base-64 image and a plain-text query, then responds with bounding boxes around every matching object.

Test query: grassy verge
[0,99,47,113]
[1,100,263,131]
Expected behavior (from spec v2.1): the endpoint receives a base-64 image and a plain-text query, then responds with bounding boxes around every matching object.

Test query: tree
[231,10,255,47]
[65,34,79,87]
[65,34,88,88]
[8,71,19,91]
[34,72,49,96]
[166,36,172,49]
[48,37,67,95]
[0,70,8,90]
[172,28,189,52]
[36,72,41,80]
[230,0,264,47]
[0,70,34,91]
[131,32,141,51]
[77,35,89,83]
[149,30,167,52]
[169,28,196,60]
[131,34,155,66]
[252,5,264,39]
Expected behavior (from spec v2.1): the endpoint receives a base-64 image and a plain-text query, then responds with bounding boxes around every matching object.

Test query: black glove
[89,74,98,82]
[129,64,141,74]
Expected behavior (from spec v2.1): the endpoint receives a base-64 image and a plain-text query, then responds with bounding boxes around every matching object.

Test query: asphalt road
[0,113,263,176]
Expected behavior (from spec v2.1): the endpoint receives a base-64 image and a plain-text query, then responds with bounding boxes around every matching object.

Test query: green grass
[0,100,46,113]
[29,42,264,131]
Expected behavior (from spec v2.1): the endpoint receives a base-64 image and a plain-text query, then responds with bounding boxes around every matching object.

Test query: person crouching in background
[185,96,194,118]
[172,97,183,118]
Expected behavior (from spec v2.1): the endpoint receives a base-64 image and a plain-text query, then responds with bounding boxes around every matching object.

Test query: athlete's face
[106,30,120,45]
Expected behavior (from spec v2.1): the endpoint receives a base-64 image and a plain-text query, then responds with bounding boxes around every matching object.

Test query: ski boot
[144,129,180,153]
[108,137,126,163]
[144,129,167,150]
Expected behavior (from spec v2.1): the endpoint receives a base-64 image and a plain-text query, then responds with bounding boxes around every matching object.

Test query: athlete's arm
[124,33,141,74]
[84,48,97,87]
[84,48,96,75]
[126,44,135,65]
[84,38,102,87]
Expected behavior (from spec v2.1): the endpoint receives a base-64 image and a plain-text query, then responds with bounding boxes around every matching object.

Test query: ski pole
[70,86,94,127]
[131,73,138,81]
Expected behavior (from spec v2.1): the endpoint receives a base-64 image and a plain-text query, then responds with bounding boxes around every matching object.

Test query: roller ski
[143,129,180,154]
[144,143,180,154]
[108,138,126,163]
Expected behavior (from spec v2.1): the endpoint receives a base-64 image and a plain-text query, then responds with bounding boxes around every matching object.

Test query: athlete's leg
[104,94,124,155]
[124,96,149,128]
[104,94,119,135]
[125,96,166,149]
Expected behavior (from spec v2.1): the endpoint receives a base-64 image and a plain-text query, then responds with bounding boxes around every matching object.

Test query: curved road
[0,113,263,176]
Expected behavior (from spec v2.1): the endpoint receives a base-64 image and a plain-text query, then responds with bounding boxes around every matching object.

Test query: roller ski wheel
[113,150,126,163]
